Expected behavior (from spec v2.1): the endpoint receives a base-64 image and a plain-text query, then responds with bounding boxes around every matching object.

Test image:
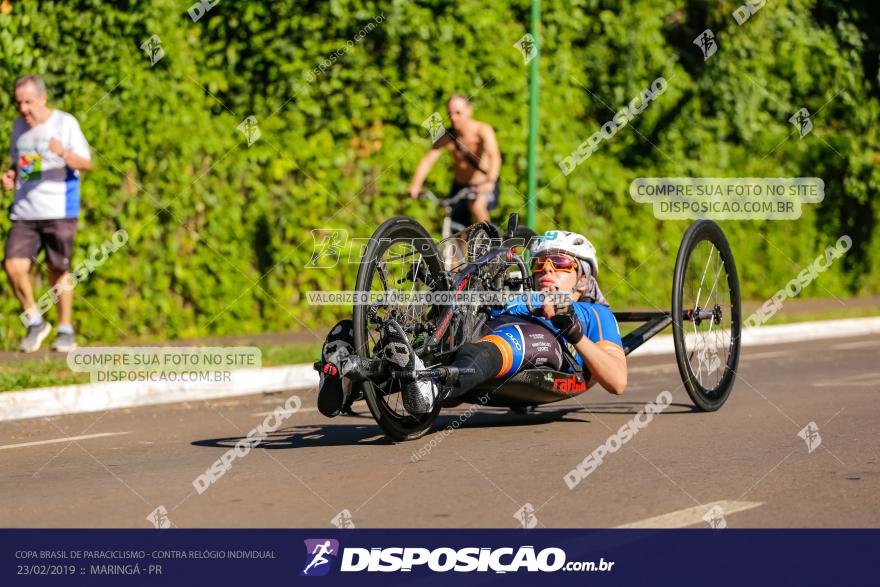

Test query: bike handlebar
[416,186,477,207]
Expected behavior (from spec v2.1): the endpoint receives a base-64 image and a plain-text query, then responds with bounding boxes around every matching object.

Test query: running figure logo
[694,29,717,61]
[145,505,172,529]
[237,115,261,146]
[422,112,446,143]
[300,539,339,577]
[702,504,727,529]
[330,509,356,529]
[306,229,347,268]
[514,503,538,528]
[789,108,813,138]
[697,340,722,376]
[514,33,538,64]
[140,34,165,66]
[798,421,822,453]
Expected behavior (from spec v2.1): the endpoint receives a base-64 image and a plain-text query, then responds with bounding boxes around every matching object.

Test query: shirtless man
[408,94,501,225]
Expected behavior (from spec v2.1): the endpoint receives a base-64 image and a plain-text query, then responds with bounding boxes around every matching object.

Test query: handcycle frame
[382,220,686,408]
[352,213,742,441]
[422,241,678,409]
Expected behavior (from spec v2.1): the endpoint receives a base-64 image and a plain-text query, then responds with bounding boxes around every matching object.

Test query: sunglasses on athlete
[530,254,579,274]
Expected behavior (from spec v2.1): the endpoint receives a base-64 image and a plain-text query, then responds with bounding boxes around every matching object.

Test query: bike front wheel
[671,220,742,411]
[353,216,446,441]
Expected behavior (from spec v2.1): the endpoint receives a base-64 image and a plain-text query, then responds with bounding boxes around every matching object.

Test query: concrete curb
[0,364,319,423]
[1,317,878,423]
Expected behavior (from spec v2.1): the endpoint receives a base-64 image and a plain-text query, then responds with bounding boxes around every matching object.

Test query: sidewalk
[0,326,325,364]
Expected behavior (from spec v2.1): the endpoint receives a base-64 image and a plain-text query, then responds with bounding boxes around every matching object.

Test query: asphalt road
[1,334,878,529]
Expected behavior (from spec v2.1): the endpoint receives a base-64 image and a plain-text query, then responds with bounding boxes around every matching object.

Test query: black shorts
[450,181,500,228]
[5,218,77,271]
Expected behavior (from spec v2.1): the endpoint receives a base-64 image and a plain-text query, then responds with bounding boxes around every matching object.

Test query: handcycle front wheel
[671,219,742,411]
[353,216,446,441]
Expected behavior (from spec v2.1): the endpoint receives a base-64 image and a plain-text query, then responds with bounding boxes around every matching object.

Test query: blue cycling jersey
[492,295,624,368]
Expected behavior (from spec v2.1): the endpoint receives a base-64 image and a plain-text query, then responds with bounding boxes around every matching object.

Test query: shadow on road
[192,423,395,449]
[447,402,695,430]
[446,407,589,430]
[190,402,695,450]
[569,401,696,415]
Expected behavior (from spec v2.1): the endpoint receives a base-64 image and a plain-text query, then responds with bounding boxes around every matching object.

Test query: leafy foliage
[0,0,876,346]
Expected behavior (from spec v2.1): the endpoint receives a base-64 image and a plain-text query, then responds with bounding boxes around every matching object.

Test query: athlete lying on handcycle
[315,230,627,418]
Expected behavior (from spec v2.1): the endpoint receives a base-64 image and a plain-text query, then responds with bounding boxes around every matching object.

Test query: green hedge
[0,0,877,347]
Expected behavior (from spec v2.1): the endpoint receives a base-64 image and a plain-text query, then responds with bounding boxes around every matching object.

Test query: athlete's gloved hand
[549,302,584,345]
[539,289,583,344]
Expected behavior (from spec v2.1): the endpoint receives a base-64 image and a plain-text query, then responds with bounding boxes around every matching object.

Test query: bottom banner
[3,529,876,585]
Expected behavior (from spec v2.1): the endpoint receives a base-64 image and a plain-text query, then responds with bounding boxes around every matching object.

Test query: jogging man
[408,94,501,226]
[316,230,627,417]
[1,75,92,352]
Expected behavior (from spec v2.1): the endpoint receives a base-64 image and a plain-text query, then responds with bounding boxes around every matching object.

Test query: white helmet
[530,230,599,276]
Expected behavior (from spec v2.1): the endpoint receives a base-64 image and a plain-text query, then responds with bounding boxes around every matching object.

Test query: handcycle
[345,213,741,442]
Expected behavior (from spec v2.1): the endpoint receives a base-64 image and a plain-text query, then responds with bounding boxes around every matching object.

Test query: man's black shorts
[5,218,77,271]
[449,181,500,228]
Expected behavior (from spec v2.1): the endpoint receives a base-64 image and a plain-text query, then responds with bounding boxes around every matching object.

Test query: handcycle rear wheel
[353,216,446,441]
[671,220,742,411]
[440,222,498,271]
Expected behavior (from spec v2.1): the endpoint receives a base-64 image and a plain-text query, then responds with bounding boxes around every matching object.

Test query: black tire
[353,216,445,441]
[465,222,499,263]
[671,220,742,411]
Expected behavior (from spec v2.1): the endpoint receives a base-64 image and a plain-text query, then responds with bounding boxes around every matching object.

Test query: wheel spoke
[694,246,714,312]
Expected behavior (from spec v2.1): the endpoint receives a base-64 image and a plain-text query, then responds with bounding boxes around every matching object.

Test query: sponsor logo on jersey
[553,374,587,393]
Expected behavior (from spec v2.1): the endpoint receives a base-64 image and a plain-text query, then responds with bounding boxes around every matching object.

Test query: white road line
[627,364,679,375]
[831,340,880,351]
[0,432,129,451]
[629,351,789,374]
[250,408,318,417]
[631,316,880,357]
[743,350,791,360]
[628,351,788,376]
[811,372,880,388]
[615,500,763,528]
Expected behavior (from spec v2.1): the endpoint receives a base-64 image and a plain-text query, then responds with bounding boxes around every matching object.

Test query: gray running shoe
[51,331,78,352]
[20,322,52,353]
